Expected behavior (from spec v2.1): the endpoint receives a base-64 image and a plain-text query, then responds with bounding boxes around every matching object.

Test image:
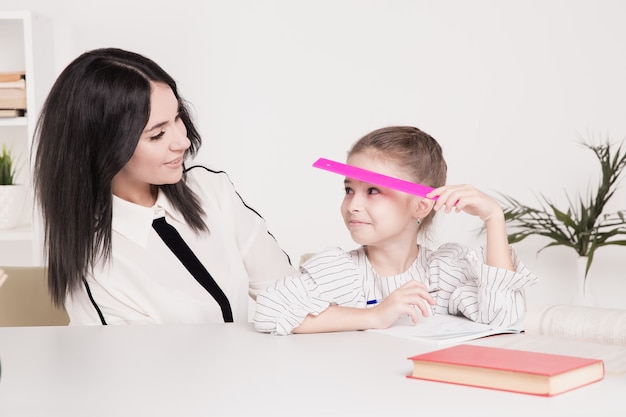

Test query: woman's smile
[165,156,184,168]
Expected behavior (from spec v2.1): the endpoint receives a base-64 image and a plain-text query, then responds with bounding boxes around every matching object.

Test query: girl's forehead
[347,153,411,182]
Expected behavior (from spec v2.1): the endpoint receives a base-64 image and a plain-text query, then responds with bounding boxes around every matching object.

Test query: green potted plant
[497,139,626,304]
[0,145,17,185]
[0,145,26,230]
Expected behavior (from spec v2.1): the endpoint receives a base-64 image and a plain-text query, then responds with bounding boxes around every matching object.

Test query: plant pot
[0,184,26,229]
[571,256,598,306]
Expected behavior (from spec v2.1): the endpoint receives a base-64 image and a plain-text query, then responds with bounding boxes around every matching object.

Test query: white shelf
[0,10,51,267]
[0,117,28,127]
[0,225,32,241]
[0,10,31,20]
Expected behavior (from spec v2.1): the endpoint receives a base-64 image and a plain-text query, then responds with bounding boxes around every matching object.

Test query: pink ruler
[312,158,436,199]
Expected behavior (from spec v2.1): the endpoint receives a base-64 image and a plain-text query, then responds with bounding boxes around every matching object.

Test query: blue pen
[366,299,378,305]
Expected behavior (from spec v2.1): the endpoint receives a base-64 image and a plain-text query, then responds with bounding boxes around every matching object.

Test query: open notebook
[368,313,523,345]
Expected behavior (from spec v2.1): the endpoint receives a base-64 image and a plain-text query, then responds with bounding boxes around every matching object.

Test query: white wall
[2,0,625,309]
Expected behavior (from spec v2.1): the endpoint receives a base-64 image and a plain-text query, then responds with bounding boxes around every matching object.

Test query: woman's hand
[370,280,435,329]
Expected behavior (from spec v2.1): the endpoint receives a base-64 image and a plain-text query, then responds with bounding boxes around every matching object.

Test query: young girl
[254,125,538,335]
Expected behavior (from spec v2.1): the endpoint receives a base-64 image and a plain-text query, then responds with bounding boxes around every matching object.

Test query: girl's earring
[416,217,422,225]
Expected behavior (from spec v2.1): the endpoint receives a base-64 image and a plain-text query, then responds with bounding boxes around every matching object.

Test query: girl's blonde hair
[347,125,447,231]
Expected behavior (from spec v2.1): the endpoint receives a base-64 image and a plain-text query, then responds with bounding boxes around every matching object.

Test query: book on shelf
[407,344,605,396]
[0,109,25,118]
[524,304,626,346]
[367,312,522,344]
[0,71,25,83]
[0,78,26,89]
[0,72,26,110]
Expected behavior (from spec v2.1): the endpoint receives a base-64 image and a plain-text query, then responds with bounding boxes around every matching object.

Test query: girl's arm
[292,305,376,333]
[427,184,514,270]
[294,280,435,333]
[482,210,514,270]
[254,248,435,335]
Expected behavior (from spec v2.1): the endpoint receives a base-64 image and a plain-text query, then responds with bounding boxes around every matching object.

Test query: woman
[33,48,295,325]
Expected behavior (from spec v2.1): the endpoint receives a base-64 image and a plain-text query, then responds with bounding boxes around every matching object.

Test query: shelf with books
[0,10,52,267]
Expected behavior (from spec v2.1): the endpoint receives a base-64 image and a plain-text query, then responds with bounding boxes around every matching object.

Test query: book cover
[407,344,604,396]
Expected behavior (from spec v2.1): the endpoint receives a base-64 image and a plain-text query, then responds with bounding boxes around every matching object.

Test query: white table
[0,323,624,416]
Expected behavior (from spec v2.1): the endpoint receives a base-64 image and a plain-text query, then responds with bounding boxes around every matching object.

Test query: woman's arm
[198,168,297,296]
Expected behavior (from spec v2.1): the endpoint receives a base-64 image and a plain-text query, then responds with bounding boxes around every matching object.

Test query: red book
[407,344,604,396]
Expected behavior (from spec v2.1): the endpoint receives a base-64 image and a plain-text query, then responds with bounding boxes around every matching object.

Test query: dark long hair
[33,48,207,306]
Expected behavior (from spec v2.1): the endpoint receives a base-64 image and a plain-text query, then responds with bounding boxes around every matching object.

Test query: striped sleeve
[430,243,538,328]
[253,247,363,335]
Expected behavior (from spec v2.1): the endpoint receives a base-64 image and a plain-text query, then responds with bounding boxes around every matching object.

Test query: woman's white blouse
[254,244,538,335]
[65,166,296,325]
